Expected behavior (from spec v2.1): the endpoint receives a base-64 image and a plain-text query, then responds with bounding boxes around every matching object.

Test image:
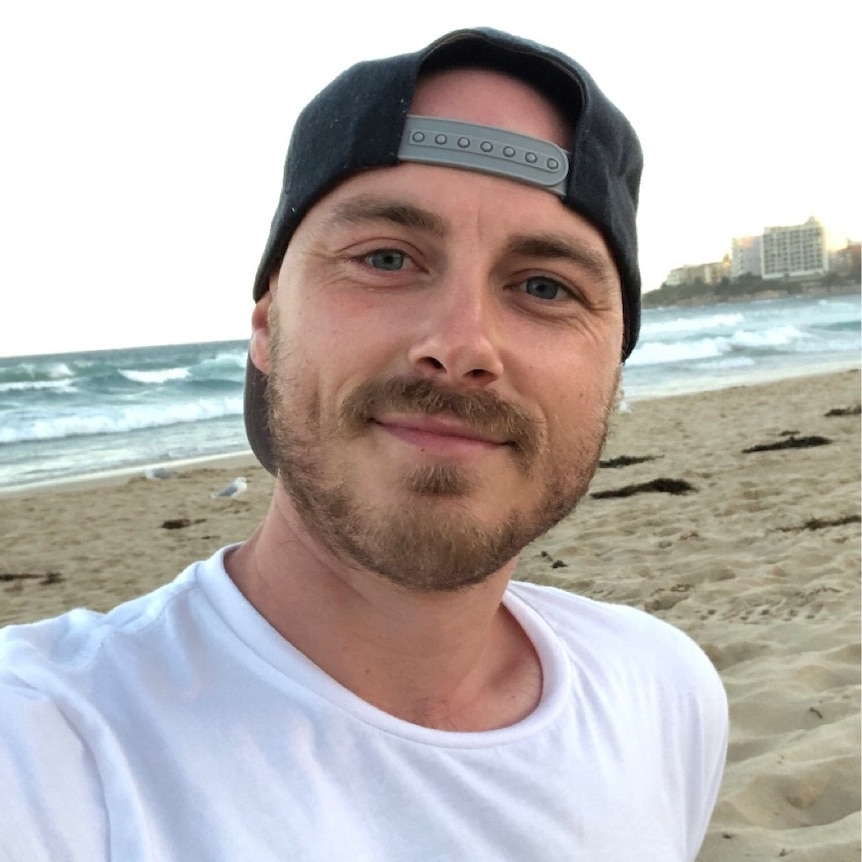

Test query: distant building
[661,216,849,294]
[665,257,730,287]
[761,217,827,280]
[731,235,763,278]
[828,241,861,279]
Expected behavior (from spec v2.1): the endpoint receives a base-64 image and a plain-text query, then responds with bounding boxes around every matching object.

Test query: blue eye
[524,276,566,300]
[365,249,407,271]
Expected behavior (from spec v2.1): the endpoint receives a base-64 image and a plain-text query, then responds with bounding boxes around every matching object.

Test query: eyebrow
[505,234,618,285]
[326,196,450,239]
[325,196,618,285]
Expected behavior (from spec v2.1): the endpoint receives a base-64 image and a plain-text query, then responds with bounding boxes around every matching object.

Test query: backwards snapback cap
[245,27,643,475]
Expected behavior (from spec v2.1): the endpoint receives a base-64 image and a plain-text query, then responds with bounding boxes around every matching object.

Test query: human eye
[363,249,409,271]
[520,275,573,302]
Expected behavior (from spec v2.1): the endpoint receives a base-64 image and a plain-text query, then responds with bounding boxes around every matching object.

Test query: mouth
[371,414,510,456]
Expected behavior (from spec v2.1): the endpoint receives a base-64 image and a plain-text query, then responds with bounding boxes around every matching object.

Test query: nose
[406,273,504,385]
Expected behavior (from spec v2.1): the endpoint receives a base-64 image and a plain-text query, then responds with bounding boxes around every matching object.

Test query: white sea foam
[0,396,244,444]
[2,361,74,381]
[0,379,76,394]
[120,367,191,384]
[626,337,728,367]
[728,325,808,350]
[45,362,74,379]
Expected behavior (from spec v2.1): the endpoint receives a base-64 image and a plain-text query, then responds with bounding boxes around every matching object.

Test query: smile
[371,415,508,458]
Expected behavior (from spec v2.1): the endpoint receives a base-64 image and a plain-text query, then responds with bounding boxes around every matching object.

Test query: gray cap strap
[398,115,569,197]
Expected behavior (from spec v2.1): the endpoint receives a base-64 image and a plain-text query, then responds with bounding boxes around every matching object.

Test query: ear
[249,290,273,374]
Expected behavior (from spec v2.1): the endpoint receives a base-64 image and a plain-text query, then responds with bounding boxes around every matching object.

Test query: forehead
[411,67,572,150]
[286,65,614,275]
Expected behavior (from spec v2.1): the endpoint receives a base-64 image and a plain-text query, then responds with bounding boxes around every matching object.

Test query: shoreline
[623,356,861,402]
[0,450,256,500]
[2,362,859,499]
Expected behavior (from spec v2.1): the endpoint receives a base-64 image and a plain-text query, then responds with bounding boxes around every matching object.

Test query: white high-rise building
[761,217,827,280]
[731,235,763,278]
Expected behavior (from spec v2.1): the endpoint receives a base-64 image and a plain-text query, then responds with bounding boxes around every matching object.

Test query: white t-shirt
[0,546,727,861]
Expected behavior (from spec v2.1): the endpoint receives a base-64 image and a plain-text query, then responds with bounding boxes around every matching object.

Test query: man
[0,28,727,861]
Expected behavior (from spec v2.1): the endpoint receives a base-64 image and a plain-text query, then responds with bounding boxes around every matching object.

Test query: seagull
[144,466,176,480]
[211,477,248,499]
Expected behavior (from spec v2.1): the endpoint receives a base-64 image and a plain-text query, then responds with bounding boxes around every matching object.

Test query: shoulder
[508,578,698,646]
[0,547,233,692]
[507,579,728,850]
[506,579,727,710]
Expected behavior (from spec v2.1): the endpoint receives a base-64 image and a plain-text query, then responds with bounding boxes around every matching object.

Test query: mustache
[338,376,543,463]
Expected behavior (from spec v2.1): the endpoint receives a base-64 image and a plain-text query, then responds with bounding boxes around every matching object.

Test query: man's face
[251,69,624,592]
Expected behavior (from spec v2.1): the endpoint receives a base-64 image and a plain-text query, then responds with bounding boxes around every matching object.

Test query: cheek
[281,283,397,355]
[301,309,407,387]
[541,365,620,442]
[272,311,397,425]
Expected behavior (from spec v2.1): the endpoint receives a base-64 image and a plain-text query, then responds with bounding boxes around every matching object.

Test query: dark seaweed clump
[742,435,831,454]
[599,454,659,469]
[591,478,696,499]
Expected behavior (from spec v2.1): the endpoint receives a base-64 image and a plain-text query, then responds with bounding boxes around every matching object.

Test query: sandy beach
[2,369,860,860]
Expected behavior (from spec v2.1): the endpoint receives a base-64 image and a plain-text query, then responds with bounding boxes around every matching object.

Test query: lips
[338,376,539,467]
[375,414,506,443]
[372,414,508,455]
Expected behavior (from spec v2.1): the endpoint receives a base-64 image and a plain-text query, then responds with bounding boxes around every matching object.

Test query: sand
[1,369,860,860]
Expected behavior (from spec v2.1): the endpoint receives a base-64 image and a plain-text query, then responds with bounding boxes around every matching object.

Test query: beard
[266,317,616,593]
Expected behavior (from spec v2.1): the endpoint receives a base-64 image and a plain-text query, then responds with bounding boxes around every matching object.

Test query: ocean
[1,292,859,491]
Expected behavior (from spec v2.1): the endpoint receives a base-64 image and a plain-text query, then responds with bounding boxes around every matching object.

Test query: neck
[226,490,541,731]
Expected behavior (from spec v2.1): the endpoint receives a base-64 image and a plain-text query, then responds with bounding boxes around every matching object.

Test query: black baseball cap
[245,27,643,475]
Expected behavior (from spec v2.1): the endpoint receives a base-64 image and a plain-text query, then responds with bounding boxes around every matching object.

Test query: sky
[1,0,858,357]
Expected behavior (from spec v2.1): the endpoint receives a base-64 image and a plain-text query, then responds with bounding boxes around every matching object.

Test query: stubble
[265,315,616,591]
